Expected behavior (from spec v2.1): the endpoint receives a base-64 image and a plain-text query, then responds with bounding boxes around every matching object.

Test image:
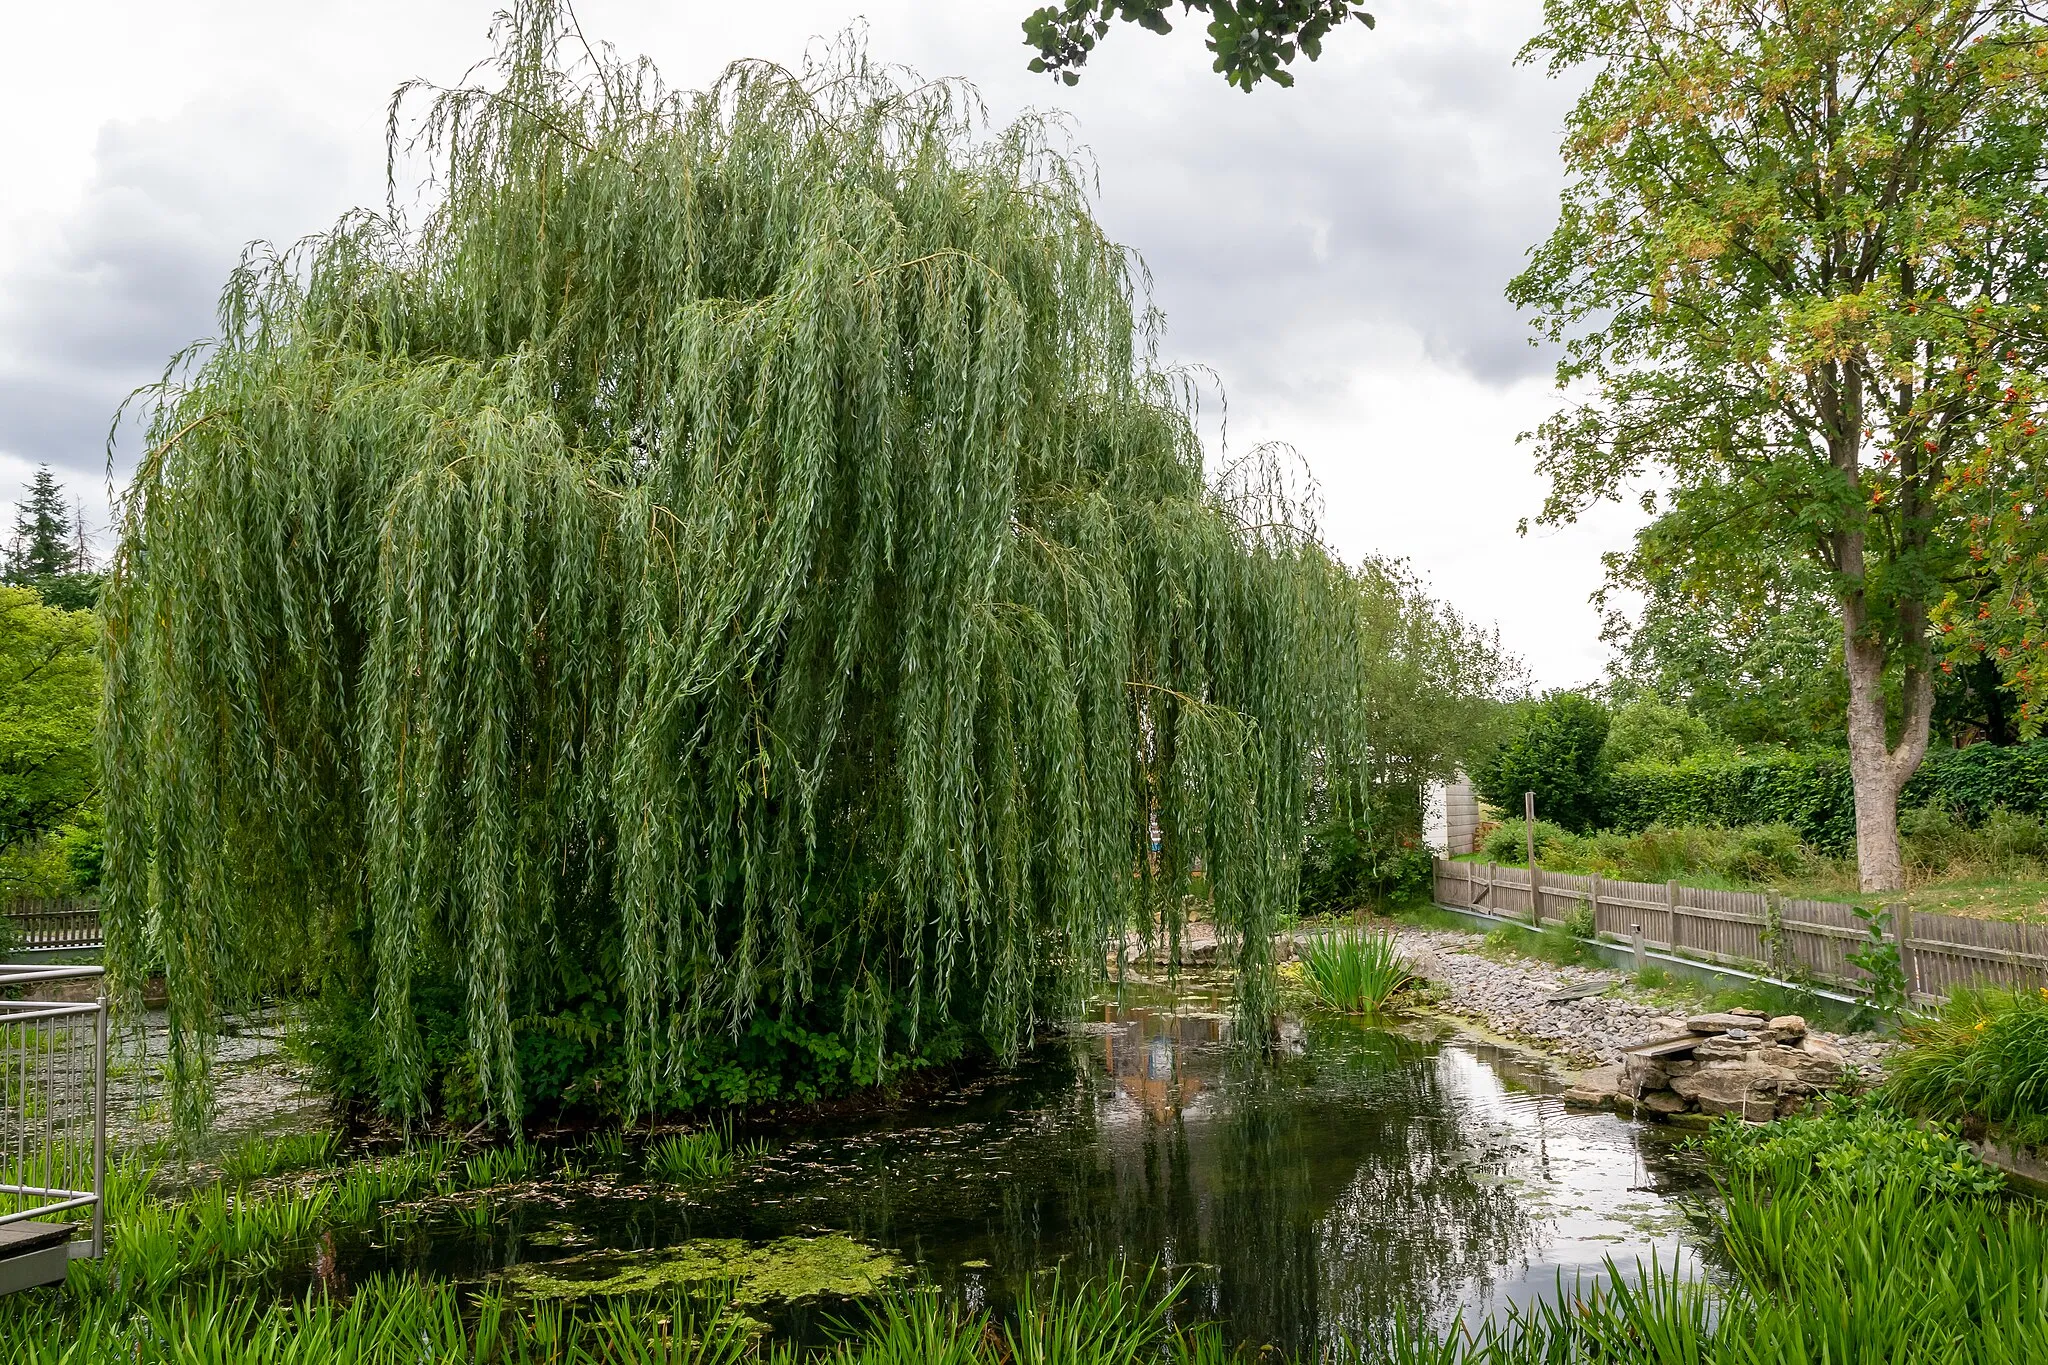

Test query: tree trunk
[1840,597,1933,893]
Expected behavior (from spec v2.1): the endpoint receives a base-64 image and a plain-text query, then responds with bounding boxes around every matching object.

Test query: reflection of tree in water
[967,1015,1533,1356]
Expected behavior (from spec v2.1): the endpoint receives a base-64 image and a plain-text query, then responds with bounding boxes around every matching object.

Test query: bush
[1607,738,2048,852]
[1480,817,1576,865]
[1712,822,1810,882]
[1474,690,1612,832]
[1702,1092,2005,1200]
[1297,815,1435,916]
[1479,819,1817,889]
[1605,696,1716,764]
[1884,986,2048,1149]
[1982,806,2048,863]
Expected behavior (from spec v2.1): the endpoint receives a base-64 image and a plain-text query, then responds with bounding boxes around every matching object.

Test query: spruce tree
[7,467,78,581]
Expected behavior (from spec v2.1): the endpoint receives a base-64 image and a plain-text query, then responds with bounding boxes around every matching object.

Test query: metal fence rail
[1434,857,2048,1005]
[0,964,106,1292]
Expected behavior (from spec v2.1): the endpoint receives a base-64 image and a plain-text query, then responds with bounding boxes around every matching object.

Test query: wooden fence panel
[3,897,101,950]
[1429,858,2048,1004]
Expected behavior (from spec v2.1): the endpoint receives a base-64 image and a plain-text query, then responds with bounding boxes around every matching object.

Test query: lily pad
[505,1233,904,1307]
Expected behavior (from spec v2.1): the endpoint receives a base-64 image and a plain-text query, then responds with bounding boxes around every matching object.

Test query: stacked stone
[1565,1010,1849,1122]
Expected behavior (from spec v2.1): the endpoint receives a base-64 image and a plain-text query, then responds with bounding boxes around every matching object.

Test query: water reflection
[347,990,1709,1354]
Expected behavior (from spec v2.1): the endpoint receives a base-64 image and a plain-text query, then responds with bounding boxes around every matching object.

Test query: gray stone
[1671,1060,1778,1117]
[1640,1089,1689,1115]
[1693,1033,1767,1062]
[1770,1037,1846,1090]
[1569,1063,1625,1099]
[1686,1012,1760,1035]
[1768,1014,1808,1039]
[1623,1053,1673,1091]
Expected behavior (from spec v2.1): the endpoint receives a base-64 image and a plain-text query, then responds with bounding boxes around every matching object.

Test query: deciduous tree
[104,3,1383,1130]
[1511,0,2048,890]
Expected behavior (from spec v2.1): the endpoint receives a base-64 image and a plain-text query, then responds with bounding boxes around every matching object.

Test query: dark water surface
[346,987,1713,1354]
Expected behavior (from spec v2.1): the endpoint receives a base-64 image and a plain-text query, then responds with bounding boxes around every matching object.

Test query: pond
[341,984,1714,1356]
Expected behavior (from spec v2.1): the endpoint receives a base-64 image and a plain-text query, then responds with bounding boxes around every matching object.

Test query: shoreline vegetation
[7,1093,2041,1363]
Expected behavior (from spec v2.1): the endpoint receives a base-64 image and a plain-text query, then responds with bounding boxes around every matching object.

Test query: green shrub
[1298,929,1416,1014]
[1606,737,2048,851]
[1885,986,2048,1148]
[1982,806,2048,862]
[1701,1092,2004,1200]
[1605,696,1717,764]
[1474,690,1612,832]
[1296,813,1434,915]
[1711,822,1809,882]
[646,1128,737,1183]
[1561,904,1598,939]
[1480,817,1576,865]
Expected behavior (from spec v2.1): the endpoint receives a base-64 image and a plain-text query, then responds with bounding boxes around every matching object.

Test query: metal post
[91,993,107,1259]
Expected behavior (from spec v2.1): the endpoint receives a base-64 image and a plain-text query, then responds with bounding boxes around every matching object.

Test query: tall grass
[646,1126,767,1184]
[1884,985,2048,1148]
[1300,929,1416,1014]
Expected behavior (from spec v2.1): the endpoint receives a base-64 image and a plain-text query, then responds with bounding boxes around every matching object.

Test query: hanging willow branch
[101,0,1378,1130]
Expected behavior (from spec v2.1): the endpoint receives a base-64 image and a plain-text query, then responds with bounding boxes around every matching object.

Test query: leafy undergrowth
[11,1117,2048,1361]
[1884,986,2048,1150]
[1702,1092,2005,1199]
[1,1121,764,1302]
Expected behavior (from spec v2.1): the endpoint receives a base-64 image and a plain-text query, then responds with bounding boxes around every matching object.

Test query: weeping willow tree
[103,2,1375,1130]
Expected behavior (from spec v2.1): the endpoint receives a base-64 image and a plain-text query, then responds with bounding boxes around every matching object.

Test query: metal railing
[0,963,106,1269]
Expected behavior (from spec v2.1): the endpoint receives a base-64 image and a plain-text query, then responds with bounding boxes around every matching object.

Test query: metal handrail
[0,964,107,1262]
[0,964,103,989]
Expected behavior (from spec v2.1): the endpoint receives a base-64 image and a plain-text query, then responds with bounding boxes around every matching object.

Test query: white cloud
[0,0,1638,684]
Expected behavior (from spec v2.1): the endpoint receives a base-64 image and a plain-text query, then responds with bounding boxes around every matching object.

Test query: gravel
[1372,924,1896,1077]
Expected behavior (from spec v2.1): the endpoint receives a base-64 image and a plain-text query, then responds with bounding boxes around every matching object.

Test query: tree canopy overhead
[104,1,1379,1130]
[1023,1,1374,90]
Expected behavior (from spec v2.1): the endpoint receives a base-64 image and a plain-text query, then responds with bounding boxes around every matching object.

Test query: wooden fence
[3,898,101,951]
[1433,858,2048,1005]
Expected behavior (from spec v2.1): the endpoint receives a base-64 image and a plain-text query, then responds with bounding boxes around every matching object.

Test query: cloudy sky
[0,0,1650,686]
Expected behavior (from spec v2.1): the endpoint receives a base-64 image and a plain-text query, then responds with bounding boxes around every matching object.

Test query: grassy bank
[1466,814,2048,922]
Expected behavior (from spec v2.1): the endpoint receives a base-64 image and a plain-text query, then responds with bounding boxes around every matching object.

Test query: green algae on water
[505,1234,904,1307]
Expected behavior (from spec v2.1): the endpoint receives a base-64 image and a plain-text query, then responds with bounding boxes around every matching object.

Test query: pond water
[343,986,1714,1355]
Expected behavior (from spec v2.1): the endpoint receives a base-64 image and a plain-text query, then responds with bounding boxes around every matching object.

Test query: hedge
[1605,740,2048,854]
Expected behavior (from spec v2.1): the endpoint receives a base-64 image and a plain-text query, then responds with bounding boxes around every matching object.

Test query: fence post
[1894,903,1918,1005]
[1524,791,1541,926]
[1588,874,1602,933]
[1665,880,1679,950]
[1631,923,1646,973]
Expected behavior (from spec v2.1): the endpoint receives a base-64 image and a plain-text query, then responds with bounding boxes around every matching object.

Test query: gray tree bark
[1840,588,1933,894]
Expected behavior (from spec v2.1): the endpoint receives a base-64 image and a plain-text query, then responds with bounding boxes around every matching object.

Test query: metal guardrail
[0,963,106,1294]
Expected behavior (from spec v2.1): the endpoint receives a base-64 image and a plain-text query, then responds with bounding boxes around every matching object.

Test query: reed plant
[645,1126,767,1184]
[219,1129,342,1186]
[1300,929,1417,1014]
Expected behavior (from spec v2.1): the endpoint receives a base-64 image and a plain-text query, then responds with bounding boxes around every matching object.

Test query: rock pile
[1565,1010,1850,1122]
